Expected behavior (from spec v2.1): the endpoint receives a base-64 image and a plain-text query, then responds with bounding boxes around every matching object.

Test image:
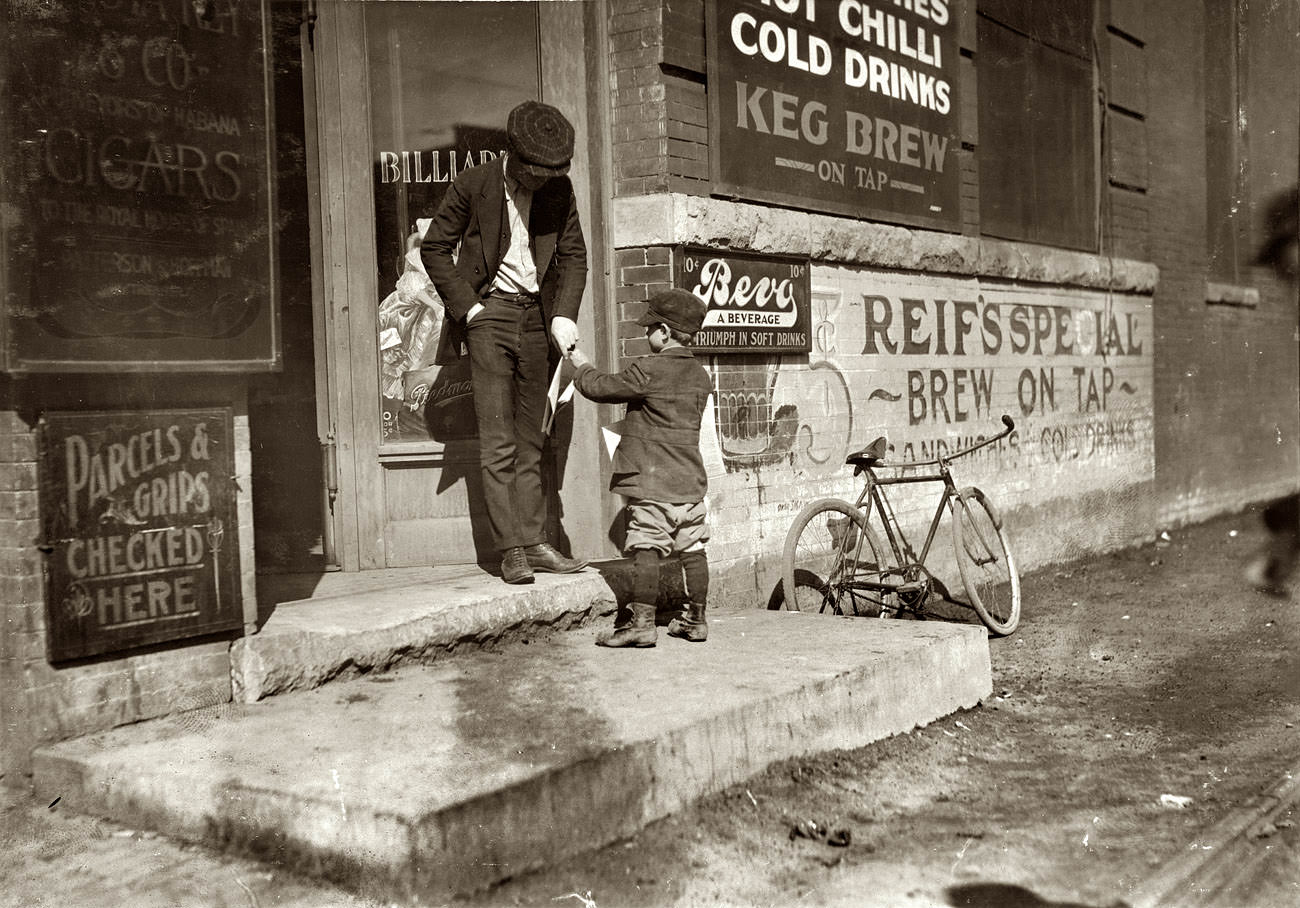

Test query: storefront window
[366,2,540,445]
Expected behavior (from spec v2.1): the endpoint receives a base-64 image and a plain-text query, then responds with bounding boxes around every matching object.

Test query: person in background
[1245,185,1299,594]
[567,290,714,647]
[421,101,588,585]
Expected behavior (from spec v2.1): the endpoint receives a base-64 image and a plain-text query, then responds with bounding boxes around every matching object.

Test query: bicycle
[777,415,1021,636]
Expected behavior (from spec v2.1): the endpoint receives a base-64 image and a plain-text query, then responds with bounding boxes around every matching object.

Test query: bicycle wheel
[780,499,894,616]
[950,487,1021,635]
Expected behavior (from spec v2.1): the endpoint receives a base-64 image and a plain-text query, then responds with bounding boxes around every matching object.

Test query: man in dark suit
[421,101,588,584]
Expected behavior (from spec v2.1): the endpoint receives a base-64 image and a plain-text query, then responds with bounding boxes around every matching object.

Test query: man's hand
[550,315,579,354]
[567,346,591,369]
[465,302,486,323]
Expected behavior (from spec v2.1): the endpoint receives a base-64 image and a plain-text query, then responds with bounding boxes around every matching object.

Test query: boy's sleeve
[572,361,653,403]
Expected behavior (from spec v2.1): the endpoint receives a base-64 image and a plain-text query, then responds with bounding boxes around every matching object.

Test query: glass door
[310,0,602,570]
[367,2,540,449]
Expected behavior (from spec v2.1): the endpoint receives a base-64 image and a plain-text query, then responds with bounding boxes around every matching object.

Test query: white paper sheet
[542,365,575,436]
[601,419,627,460]
[700,392,725,478]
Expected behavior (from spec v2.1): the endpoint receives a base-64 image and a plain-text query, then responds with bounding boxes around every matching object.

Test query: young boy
[567,289,713,647]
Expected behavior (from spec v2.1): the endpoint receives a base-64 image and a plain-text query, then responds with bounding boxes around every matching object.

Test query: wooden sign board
[39,409,242,662]
[1,0,279,371]
[706,0,963,231]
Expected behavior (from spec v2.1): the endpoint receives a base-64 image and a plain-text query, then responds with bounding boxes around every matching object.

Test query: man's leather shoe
[501,547,535,584]
[524,542,587,574]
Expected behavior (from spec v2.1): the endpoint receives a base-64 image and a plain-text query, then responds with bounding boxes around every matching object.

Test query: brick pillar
[0,409,44,787]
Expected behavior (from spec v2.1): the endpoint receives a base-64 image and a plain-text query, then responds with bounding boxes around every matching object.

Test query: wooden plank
[333,5,387,570]
[301,12,338,570]
[312,3,362,571]
[543,1,616,561]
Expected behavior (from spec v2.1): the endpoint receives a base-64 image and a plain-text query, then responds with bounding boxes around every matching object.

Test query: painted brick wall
[611,199,1159,605]
[0,385,256,785]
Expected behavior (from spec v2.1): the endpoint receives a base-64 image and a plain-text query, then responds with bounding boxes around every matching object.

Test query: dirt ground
[453,508,1300,908]
[2,509,1297,908]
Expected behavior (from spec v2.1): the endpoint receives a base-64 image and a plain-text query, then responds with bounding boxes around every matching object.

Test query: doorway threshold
[255,564,486,613]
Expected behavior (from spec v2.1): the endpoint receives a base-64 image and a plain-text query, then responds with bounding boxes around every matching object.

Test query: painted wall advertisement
[707,0,962,230]
[1,0,278,371]
[759,268,1153,500]
[39,409,241,662]
[677,246,812,353]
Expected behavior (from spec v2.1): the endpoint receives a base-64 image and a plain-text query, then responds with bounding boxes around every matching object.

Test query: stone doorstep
[33,613,992,903]
[232,568,619,703]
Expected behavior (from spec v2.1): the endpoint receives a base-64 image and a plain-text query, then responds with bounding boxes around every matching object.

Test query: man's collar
[502,154,517,192]
[502,153,528,195]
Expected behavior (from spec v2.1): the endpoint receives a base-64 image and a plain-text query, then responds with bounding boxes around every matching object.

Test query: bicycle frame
[838,415,1016,608]
[858,462,958,583]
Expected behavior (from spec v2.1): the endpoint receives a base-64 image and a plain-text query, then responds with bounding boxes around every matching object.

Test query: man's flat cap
[507,101,574,178]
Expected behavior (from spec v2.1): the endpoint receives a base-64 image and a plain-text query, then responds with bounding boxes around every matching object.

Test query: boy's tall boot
[595,601,656,647]
[668,550,709,642]
[596,549,660,647]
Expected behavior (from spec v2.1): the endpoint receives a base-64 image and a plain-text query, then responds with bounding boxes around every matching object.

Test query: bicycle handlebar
[876,414,1017,469]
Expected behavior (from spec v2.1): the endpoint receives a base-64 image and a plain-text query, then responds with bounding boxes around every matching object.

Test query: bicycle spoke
[951,489,1021,635]
[781,499,897,617]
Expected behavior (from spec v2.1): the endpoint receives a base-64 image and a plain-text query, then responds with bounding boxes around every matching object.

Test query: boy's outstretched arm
[570,357,653,404]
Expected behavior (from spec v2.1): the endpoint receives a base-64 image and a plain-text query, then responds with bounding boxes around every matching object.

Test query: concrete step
[233,567,618,702]
[33,611,990,903]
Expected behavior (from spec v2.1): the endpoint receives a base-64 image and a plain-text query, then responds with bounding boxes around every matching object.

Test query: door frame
[308,0,607,570]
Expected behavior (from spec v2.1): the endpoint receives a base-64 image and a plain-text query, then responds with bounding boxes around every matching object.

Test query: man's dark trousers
[464,291,551,552]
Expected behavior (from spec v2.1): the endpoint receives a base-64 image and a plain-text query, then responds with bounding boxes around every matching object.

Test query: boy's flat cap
[637,289,708,335]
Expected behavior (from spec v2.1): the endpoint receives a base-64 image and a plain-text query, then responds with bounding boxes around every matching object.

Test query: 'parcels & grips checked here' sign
[39,409,241,662]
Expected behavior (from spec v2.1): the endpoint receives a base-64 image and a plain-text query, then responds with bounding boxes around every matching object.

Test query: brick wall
[0,382,255,786]
[1145,0,1300,527]
[609,0,709,198]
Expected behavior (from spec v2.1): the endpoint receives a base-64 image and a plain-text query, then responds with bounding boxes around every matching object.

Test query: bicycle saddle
[845,436,888,472]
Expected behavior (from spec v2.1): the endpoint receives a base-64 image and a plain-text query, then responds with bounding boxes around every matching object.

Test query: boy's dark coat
[573,347,712,503]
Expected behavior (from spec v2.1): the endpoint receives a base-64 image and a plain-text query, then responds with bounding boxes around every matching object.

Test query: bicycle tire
[950,486,1021,635]
[779,498,894,616]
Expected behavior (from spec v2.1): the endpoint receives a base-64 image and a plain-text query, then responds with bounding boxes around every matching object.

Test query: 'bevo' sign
[39,409,241,662]
[707,0,962,231]
[1,0,278,371]
[677,246,811,353]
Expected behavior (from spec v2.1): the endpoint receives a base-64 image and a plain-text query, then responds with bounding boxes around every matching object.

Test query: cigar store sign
[677,247,811,353]
[1,0,278,371]
[707,0,962,230]
[40,409,241,661]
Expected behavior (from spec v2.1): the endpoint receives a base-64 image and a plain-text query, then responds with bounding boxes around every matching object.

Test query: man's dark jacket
[573,347,712,503]
[420,156,587,364]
